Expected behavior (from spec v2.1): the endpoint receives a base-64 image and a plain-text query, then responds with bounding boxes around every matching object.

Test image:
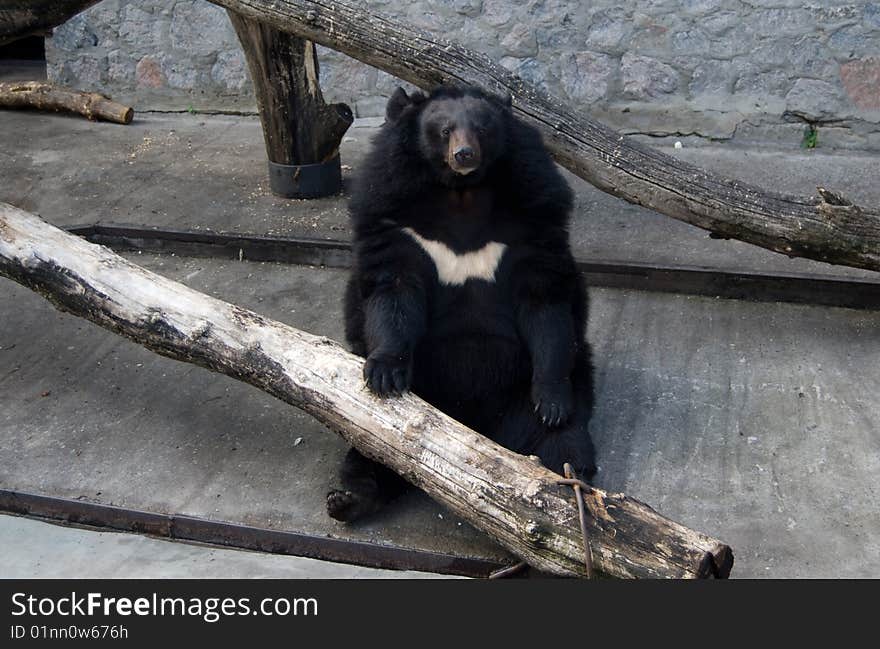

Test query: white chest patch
[403,227,506,286]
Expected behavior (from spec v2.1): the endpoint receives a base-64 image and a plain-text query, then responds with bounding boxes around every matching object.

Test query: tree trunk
[207,0,880,273]
[0,0,99,46]
[0,81,133,124]
[227,11,352,165]
[0,201,733,579]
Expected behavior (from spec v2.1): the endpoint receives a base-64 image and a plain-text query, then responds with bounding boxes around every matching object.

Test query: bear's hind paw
[326,489,380,522]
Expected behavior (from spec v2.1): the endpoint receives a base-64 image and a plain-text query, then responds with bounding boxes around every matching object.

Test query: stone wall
[47,0,880,149]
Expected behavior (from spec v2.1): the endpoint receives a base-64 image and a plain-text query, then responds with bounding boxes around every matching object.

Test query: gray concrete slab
[589,290,880,577]
[1,251,878,577]
[1,111,878,280]
[0,515,455,578]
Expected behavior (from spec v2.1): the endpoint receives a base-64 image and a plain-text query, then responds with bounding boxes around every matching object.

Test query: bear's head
[385,85,512,185]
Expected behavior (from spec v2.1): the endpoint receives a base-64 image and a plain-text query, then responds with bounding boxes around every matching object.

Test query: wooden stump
[228,11,352,197]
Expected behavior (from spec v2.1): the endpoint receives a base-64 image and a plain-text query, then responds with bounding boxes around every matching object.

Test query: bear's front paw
[531,380,573,428]
[363,352,412,396]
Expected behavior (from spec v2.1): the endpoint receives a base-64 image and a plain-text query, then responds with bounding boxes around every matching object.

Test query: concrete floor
[1,110,879,578]
[0,254,511,572]
[2,111,879,279]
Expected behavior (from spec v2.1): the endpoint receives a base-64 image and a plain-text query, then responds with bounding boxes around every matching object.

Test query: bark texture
[0,0,99,46]
[228,11,352,164]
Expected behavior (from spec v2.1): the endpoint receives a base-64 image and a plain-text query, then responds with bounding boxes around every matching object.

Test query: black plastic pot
[267,153,342,199]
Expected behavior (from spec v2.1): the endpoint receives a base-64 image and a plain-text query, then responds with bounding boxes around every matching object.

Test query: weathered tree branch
[0,81,133,124]
[0,0,99,46]
[8,0,876,269]
[0,201,733,579]
[207,0,880,273]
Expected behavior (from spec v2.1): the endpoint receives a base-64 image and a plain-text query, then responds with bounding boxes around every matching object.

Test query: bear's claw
[532,380,574,428]
[363,354,411,396]
[326,489,378,522]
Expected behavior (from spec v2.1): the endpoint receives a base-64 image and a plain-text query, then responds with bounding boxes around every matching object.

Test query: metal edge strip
[64,223,880,310]
[0,489,507,578]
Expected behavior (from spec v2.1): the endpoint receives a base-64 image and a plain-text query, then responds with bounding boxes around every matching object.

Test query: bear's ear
[386,87,423,123]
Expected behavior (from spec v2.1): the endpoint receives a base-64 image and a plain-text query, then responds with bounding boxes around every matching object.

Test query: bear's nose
[454,146,475,164]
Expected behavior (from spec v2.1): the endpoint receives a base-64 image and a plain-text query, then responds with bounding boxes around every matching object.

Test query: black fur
[327,85,595,522]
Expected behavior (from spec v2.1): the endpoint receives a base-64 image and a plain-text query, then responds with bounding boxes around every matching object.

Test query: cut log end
[113,105,134,125]
[699,544,735,579]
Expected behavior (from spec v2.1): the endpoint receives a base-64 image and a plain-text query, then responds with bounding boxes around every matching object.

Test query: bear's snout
[447,129,481,174]
[454,146,475,164]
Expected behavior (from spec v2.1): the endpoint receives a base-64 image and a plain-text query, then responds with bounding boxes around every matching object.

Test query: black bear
[327,85,595,522]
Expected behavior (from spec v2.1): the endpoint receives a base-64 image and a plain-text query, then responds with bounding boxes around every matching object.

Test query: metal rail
[0,489,510,578]
[67,223,880,310]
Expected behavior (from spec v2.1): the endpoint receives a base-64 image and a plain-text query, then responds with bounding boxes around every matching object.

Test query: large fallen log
[0,81,133,124]
[0,201,733,579]
[208,0,880,273]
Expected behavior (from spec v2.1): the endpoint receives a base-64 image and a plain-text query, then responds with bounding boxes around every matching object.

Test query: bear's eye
[441,127,451,138]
